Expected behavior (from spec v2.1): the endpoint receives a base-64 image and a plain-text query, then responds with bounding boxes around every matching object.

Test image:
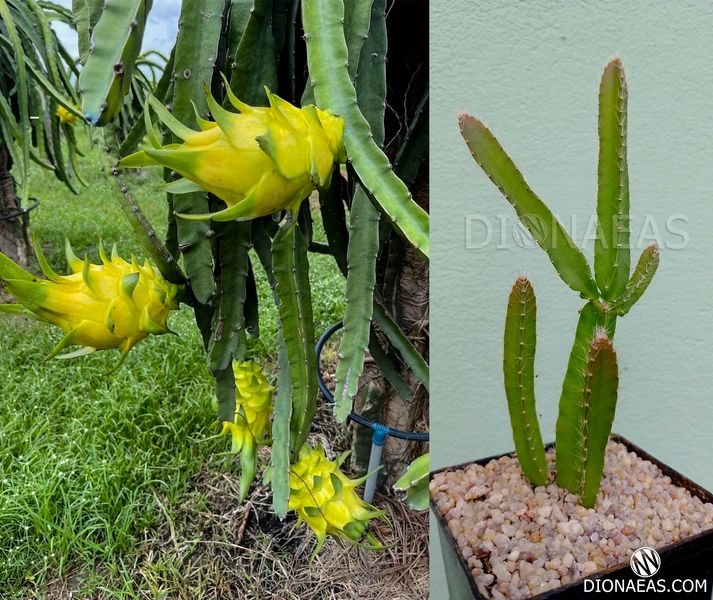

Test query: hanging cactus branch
[302,0,430,259]
[168,0,224,307]
[78,0,153,126]
[332,0,386,423]
[272,220,318,453]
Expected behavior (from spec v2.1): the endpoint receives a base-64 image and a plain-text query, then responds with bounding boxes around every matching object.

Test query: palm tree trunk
[0,143,29,269]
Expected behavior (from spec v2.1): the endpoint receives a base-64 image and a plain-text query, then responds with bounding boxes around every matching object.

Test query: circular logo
[630,547,661,578]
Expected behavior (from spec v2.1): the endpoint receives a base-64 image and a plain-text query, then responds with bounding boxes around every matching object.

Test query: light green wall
[430,1,713,597]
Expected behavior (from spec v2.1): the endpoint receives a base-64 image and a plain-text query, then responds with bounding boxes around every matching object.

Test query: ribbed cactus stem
[595,58,630,301]
[503,276,548,487]
[579,330,619,508]
[78,0,152,125]
[612,243,660,316]
[458,114,598,302]
[302,0,429,258]
[333,0,386,423]
[468,59,661,507]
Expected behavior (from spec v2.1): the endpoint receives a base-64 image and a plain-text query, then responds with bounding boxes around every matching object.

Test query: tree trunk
[0,144,29,270]
[350,0,429,487]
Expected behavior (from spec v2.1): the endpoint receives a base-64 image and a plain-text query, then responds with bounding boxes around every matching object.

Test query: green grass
[0,132,345,596]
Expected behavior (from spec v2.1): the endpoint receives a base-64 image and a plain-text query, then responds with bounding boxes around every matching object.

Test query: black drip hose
[315,321,429,442]
[0,198,40,222]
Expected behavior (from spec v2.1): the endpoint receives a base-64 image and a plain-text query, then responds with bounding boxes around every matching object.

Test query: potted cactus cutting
[430,59,713,599]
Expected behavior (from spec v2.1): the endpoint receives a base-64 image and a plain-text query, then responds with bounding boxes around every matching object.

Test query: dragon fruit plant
[0,0,430,551]
[459,59,659,508]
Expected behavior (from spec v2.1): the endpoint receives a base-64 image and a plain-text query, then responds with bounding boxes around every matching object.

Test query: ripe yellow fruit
[0,239,179,367]
[289,444,386,554]
[56,104,79,125]
[119,83,346,221]
[220,361,274,501]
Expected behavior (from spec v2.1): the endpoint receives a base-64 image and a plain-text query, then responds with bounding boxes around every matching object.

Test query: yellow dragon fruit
[0,239,179,366]
[118,81,346,222]
[220,361,274,501]
[288,444,386,554]
[56,104,80,125]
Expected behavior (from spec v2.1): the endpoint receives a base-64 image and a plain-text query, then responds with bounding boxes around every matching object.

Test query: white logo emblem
[630,547,661,578]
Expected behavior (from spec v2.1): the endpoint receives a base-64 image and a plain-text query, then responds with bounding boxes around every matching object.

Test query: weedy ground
[0,134,427,599]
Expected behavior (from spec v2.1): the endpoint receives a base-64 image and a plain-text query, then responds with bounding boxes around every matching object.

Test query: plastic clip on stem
[363,423,389,503]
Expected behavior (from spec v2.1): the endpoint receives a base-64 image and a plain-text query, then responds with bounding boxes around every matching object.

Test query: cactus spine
[462,59,658,507]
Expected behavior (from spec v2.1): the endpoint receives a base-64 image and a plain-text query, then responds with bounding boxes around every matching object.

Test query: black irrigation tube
[0,198,40,222]
[315,321,429,442]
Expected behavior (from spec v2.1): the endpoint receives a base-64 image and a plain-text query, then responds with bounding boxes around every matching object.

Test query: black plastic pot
[431,434,713,599]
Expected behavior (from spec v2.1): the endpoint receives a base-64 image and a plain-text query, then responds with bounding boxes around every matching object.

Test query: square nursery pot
[431,434,713,599]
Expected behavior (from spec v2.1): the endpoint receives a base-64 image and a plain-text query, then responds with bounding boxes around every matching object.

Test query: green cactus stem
[207,221,251,374]
[579,331,618,508]
[555,303,615,496]
[302,0,429,258]
[78,0,152,125]
[333,0,386,423]
[250,218,291,518]
[272,328,293,518]
[272,220,318,453]
[465,59,660,507]
[318,170,349,276]
[118,45,175,158]
[372,302,429,392]
[227,0,278,104]
[595,58,630,301]
[72,0,103,63]
[503,276,548,487]
[612,244,659,316]
[458,114,598,302]
[169,0,223,307]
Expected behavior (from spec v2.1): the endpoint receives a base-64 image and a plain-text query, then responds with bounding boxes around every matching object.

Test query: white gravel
[431,440,713,599]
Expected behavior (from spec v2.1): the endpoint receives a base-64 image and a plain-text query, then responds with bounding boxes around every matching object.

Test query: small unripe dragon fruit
[118,82,346,221]
[220,361,274,501]
[56,104,79,125]
[288,444,386,554]
[0,239,179,367]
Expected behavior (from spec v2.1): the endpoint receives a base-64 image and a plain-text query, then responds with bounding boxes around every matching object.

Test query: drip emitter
[315,322,429,503]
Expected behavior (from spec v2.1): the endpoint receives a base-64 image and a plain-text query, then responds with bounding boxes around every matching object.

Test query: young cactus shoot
[461,59,659,508]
